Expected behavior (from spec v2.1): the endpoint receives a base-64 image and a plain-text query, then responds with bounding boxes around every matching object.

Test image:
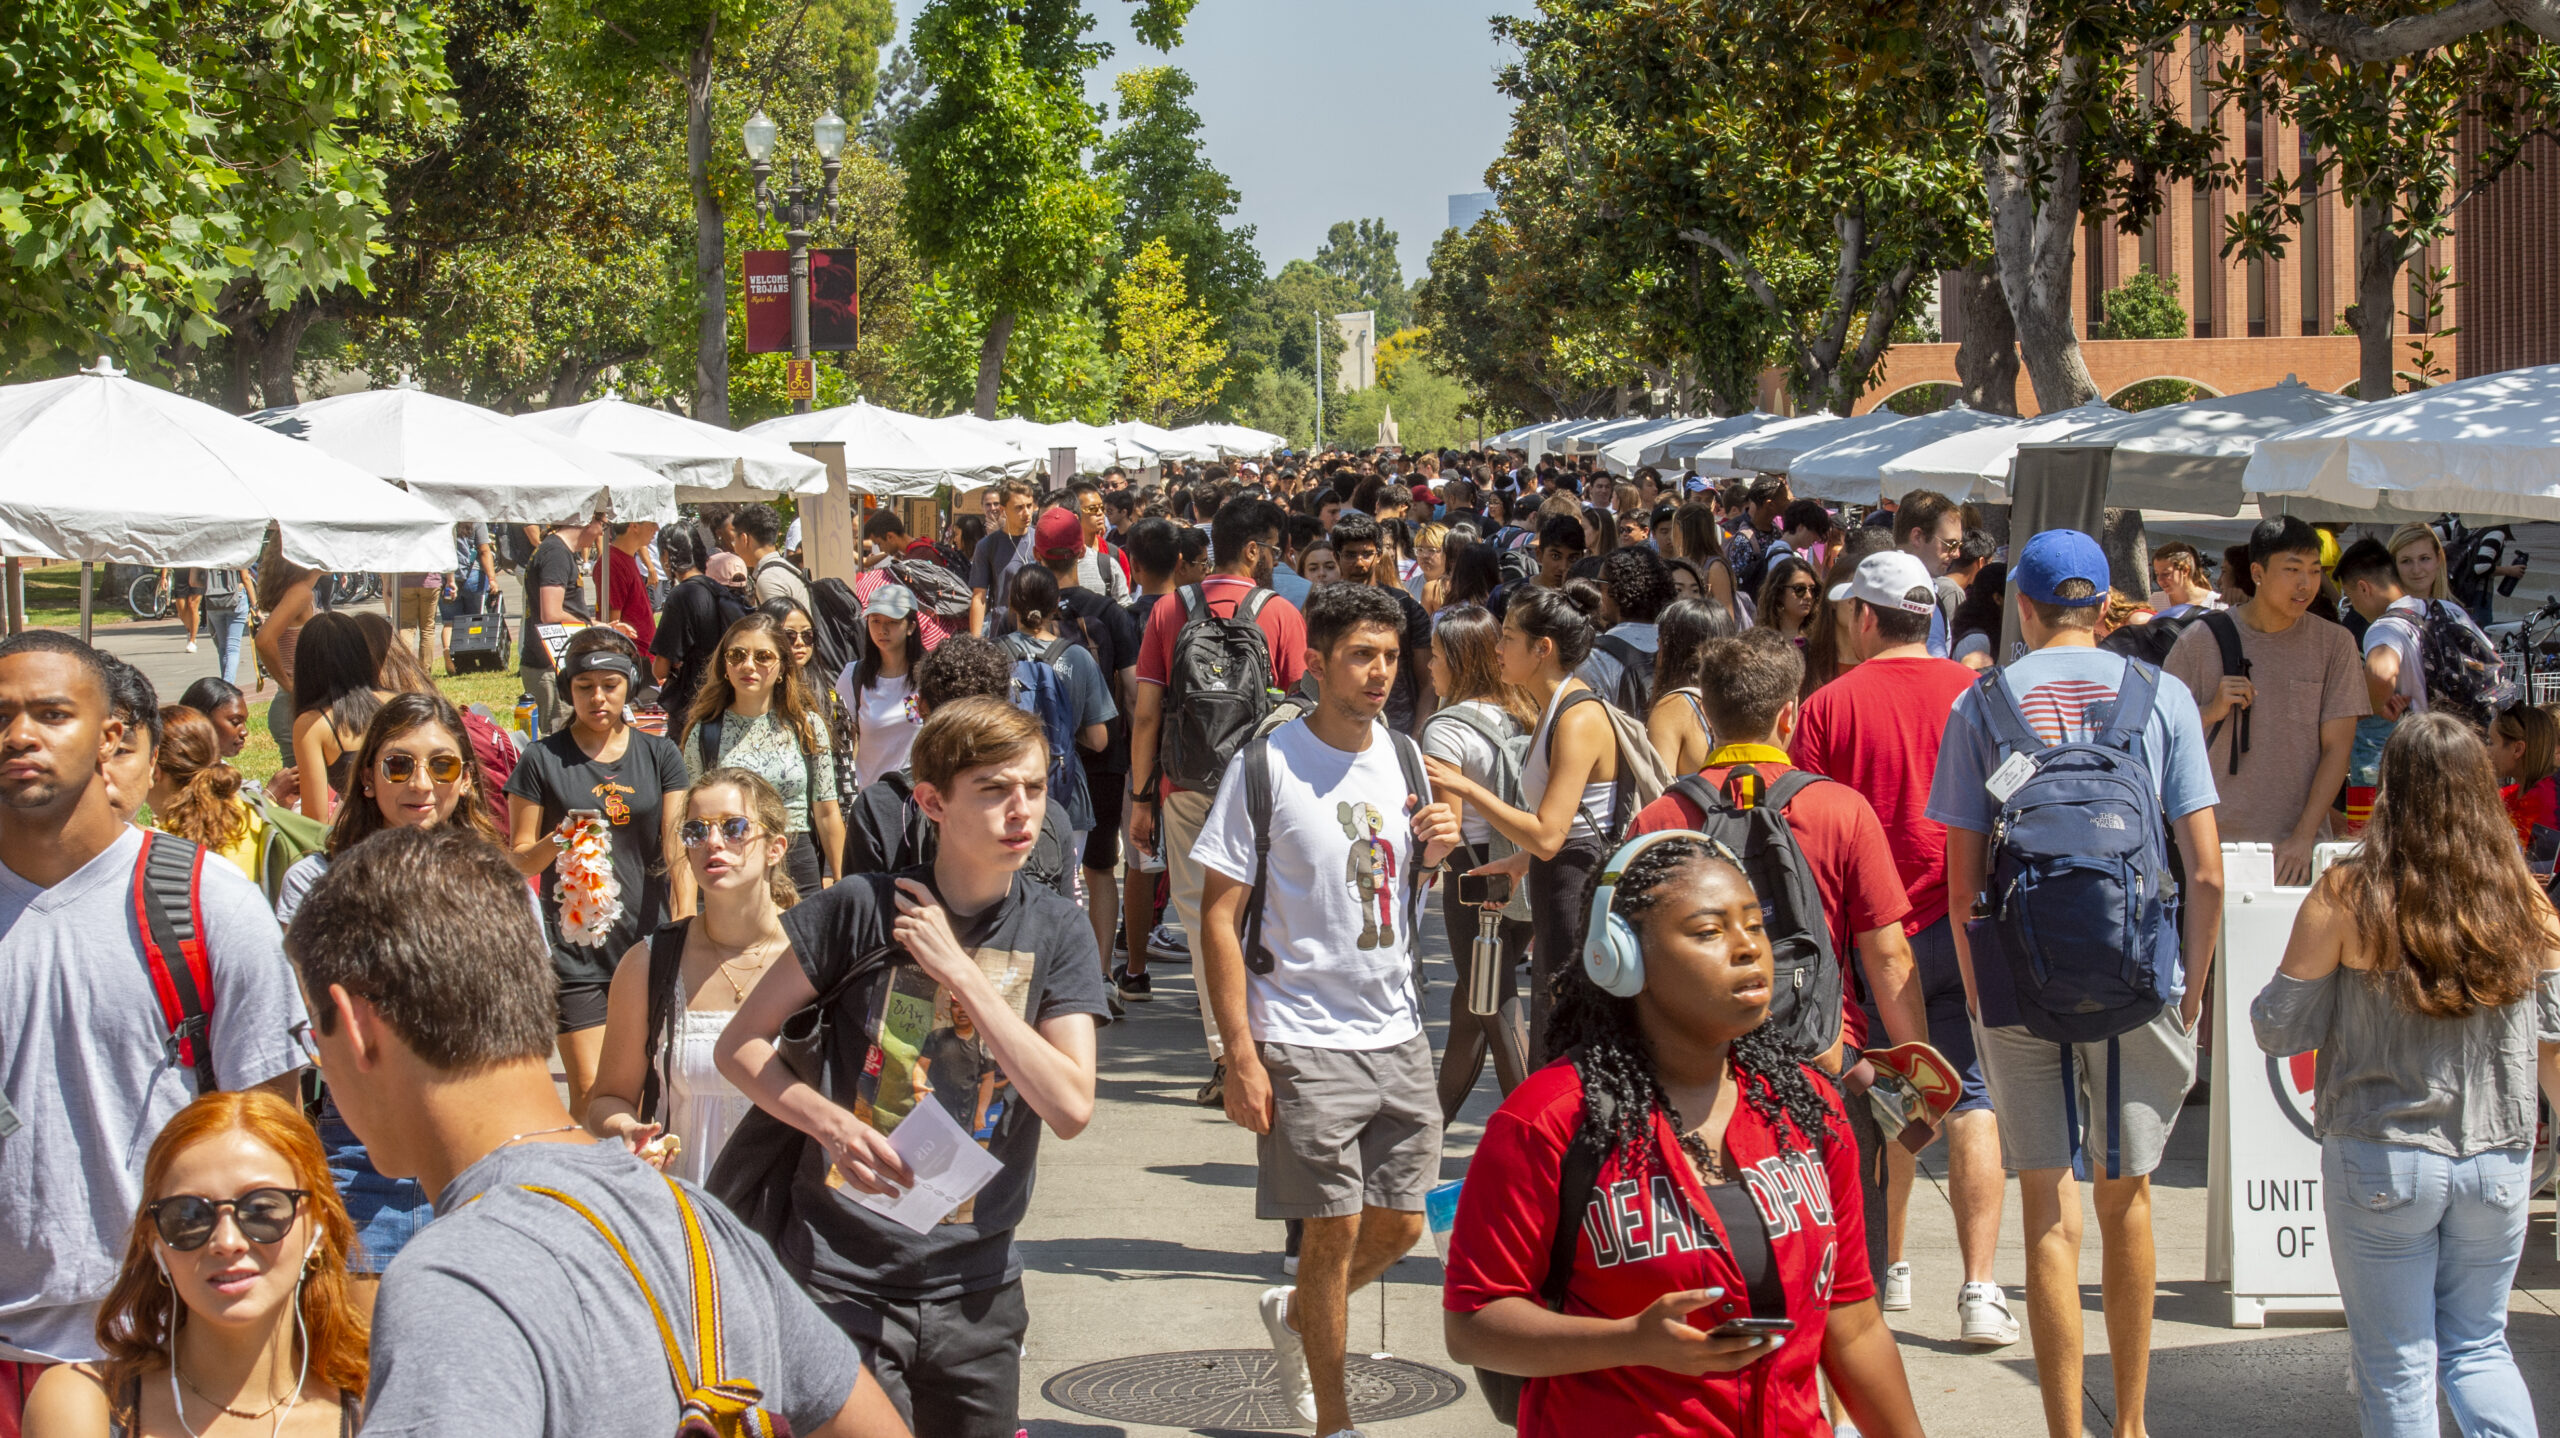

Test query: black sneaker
[1195,1060,1226,1108]
[1114,965,1154,1001]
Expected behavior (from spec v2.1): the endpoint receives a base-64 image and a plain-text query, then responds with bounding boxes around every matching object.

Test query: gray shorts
[1974,1007,2198,1179]
[1256,1034,1442,1220]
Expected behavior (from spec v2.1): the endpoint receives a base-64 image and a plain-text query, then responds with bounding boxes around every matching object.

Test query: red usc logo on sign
[2268,1049,2318,1140]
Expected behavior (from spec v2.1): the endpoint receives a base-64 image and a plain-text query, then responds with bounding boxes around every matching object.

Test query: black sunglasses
[148,1188,308,1251]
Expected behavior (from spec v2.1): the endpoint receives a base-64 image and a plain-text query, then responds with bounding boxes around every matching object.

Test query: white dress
[665,1009,756,1186]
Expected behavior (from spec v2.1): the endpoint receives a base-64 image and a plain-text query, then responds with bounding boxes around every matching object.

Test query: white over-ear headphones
[1581,829,1716,998]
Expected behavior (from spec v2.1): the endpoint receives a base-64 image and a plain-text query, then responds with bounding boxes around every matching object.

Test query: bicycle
[125,569,171,621]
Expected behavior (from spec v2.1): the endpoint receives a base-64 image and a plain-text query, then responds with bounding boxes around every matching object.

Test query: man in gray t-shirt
[287,827,905,1438]
[0,637,308,1367]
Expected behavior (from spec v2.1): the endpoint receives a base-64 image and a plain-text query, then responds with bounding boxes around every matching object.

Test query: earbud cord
[164,1250,313,1438]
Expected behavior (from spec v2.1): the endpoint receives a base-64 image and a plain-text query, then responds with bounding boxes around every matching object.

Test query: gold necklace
[178,1364,291,1422]
[707,936,780,1004]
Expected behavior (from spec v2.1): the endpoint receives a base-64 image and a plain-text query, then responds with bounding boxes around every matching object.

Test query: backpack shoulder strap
[2099,659,2162,754]
[133,832,217,1092]
[1668,771,1720,821]
[1040,634,1074,666]
[1539,1078,1614,1311]
[1241,736,1279,975]
[1234,585,1274,624]
[2201,609,2247,676]
[694,714,725,773]
[521,1183,699,1396]
[1176,584,1207,625]
[639,919,691,1124]
[1390,730,1432,921]
[1970,664,2046,755]
[1762,767,1830,812]
[1542,686,1607,763]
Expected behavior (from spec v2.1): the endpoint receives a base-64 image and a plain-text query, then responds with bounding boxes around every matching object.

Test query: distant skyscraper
[1447,192,1496,233]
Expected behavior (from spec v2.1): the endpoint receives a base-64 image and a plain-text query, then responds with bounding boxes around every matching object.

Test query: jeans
[2323,1136,2538,1438]
[205,599,247,685]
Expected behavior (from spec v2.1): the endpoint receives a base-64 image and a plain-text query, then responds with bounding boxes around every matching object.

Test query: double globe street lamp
[741,108,846,414]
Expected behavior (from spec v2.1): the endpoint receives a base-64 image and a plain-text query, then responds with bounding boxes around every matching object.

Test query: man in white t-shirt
[1194,584,1459,1438]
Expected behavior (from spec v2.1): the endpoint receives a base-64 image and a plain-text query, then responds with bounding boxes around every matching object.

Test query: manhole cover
[1042,1349,1465,1429]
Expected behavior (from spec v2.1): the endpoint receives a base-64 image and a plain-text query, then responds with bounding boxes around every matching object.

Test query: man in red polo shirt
[1627,626,1926,1296]
[1127,495,1305,1097]
[1792,549,2016,1346]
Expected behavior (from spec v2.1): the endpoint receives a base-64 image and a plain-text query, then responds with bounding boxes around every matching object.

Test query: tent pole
[79,562,92,644]
[3,558,19,635]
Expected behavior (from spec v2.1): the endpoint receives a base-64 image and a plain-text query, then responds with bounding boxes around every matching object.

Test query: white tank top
[1523,681,1617,844]
[665,1009,756,1185]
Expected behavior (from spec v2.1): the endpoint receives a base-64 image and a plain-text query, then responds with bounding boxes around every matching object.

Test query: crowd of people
[0,442,2555,1438]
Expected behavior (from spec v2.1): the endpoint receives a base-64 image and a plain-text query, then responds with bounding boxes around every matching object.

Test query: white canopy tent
[1596,417,1717,475]
[1686,414,1838,478]
[745,402,1033,497]
[254,386,677,523]
[0,361,455,573]
[1527,418,1623,463]
[511,395,827,502]
[1785,405,2017,504]
[1106,419,1219,463]
[2245,364,2560,522]
[2024,376,2362,517]
[1640,412,1781,469]
[1876,402,2123,502]
[1170,422,1288,458]
[991,417,1160,470]
[1727,413,1901,478]
[1555,416,1663,457]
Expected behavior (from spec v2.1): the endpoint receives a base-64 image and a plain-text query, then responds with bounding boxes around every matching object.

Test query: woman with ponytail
[1442,836,1923,1438]
[148,706,266,883]
[21,1091,367,1436]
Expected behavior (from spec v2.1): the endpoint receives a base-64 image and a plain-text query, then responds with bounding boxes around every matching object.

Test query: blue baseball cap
[2012,529,2109,606]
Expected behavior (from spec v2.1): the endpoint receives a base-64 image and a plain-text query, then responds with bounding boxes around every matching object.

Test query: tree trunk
[255,301,316,409]
[688,21,727,425]
[1952,261,2022,415]
[2349,220,2403,400]
[222,324,261,415]
[974,308,1016,419]
[1968,6,2103,414]
[2100,507,2150,602]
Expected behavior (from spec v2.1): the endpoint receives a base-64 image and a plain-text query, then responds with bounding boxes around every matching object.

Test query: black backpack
[1589,634,1653,719]
[2102,608,2248,775]
[2416,599,2510,729]
[1159,584,1279,795]
[1669,767,1842,1056]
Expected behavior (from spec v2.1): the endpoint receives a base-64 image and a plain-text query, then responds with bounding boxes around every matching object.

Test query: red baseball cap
[1034,505,1084,559]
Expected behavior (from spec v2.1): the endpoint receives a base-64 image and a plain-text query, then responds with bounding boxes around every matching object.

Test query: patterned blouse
[683,708,838,834]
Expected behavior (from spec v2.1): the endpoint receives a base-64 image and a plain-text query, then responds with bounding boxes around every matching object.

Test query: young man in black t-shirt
[519,517,599,733]
[718,696,1106,1438]
[1328,512,1435,734]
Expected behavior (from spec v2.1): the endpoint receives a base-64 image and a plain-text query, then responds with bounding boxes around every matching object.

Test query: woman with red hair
[20,1091,367,1436]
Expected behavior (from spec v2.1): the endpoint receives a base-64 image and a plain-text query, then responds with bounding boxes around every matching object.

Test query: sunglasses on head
[724,646,781,668]
[380,752,467,784]
[679,815,760,847]
[148,1188,308,1251]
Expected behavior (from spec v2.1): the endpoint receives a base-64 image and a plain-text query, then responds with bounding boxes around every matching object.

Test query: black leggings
[1438,848,1531,1121]
[1527,836,1607,1065]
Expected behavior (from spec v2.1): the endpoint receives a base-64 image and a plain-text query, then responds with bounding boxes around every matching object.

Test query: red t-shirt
[592,547,655,659]
[1790,655,1978,934]
[1135,576,1308,795]
[1443,1061,1872,1438]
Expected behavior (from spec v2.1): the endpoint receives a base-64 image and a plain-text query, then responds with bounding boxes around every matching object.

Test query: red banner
[743,247,859,355]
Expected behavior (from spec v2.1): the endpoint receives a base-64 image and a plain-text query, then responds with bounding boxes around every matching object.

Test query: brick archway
[1852,334,2438,415]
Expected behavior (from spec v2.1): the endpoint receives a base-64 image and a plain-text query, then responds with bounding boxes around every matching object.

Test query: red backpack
[133,832,218,1091]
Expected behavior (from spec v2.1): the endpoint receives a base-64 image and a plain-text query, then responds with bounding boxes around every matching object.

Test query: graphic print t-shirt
[780,868,1108,1302]
[1443,1061,1871,1438]
[504,728,686,988]
[1192,717,1428,1051]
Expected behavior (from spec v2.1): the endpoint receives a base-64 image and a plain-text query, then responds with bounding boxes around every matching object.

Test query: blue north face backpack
[1004,634,1086,820]
[1972,659,2183,1179]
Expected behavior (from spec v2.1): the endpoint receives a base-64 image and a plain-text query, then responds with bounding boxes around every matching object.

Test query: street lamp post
[1312,310,1324,452]
[742,109,846,415]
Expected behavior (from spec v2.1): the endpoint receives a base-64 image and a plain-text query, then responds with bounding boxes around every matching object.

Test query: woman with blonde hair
[676,611,842,904]
[21,1092,367,1437]
[2387,522,2454,602]
[587,768,797,1183]
[148,706,266,884]
[2255,712,2560,1437]
[1411,520,1451,611]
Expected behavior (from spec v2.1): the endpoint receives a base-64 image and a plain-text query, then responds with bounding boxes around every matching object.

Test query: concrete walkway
[1018,914,2560,1436]
[81,616,274,710]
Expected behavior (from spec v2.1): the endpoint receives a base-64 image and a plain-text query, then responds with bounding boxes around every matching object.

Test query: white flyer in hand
[848,1095,1005,1235]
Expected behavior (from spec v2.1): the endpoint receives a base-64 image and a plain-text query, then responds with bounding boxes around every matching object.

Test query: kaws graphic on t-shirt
[1339,801,1398,950]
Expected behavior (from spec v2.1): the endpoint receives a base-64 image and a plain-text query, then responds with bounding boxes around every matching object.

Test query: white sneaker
[1880,1261,1911,1311]
[1957,1282,2020,1346]
[184,641,198,652]
[1260,1285,1317,1427]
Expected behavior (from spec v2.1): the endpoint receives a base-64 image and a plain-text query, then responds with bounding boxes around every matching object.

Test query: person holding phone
[1442,832,1924,1438]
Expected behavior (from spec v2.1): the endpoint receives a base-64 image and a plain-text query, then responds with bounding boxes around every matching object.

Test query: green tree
[1112,236,1229,424]
[898,0,1194,418]
[2091,268,2199,409]
[1314,219,1411,334]
[900,275,1119,421]
[1095,67,1262,339]
[0,0,452,385]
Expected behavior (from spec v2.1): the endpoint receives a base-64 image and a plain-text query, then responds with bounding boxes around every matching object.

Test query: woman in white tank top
[1421,582,1620,1058]
[585,768,794,1183]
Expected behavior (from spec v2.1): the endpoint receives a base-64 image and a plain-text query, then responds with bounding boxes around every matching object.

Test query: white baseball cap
[1828,550,1937,614]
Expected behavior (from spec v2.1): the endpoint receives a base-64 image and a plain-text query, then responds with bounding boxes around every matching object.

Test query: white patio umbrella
[1877,402,2124,502]
[2026,376,2362,517]
[2245,364,2560,522]
[1642,412,1781,469]
[1786,405,2018,504]
[0,360,455,573]
[512,394,826,501]
[746,402,1033,497]
[1557,416,1665,458]
[1598,417,1717,475]
[1106,419,1219,463]
[254,386,676,522]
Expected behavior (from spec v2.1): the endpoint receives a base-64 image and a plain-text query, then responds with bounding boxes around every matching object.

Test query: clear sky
[885,1,1519,280]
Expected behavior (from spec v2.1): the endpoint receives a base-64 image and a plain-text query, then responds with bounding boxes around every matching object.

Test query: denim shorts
[319,1113,432,1274]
